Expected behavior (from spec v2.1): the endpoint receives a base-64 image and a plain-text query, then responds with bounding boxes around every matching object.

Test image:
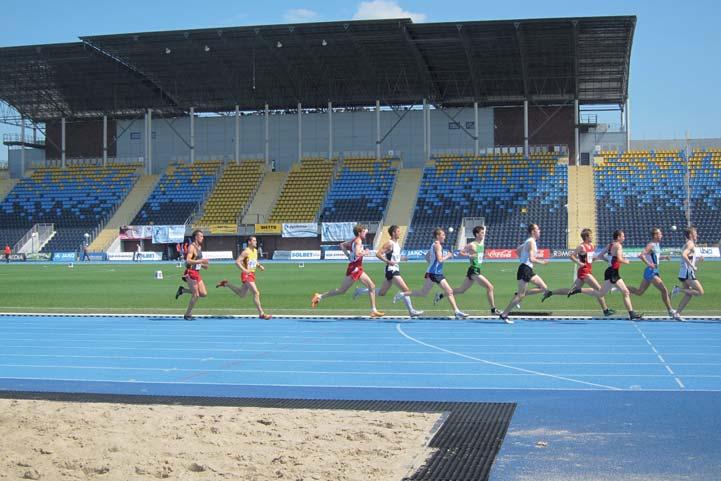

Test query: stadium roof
[0,16,635,121]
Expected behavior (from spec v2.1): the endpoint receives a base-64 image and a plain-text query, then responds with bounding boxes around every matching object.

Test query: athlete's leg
[649,276,673,311]
[246,281,266,316]
[474,274,496,310]
[392,275,420,314]
[628,279,650,296]
[439,278,461,313]
[501,280,528,317]
[677,279,704,313]
[358,272,381,312]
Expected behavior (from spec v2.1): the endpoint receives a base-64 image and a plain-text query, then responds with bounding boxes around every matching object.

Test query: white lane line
[632,323,685,389]
[395,324,620,390]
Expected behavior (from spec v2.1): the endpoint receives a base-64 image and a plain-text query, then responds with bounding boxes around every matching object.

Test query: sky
[2,0,720,162]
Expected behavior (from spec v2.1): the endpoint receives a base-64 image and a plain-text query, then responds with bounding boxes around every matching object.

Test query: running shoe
[490,307,500,315]
[541,290,553,302]
[392,292,404,304]
[259,313,272,320]
[500,313,514,324]
[409,309,424,318]
[454,310,468,319]
[216,279,228,288]
[628,311,643,321]
[311,293,321,308]
[183,315,194,321]
[370,310,385,318]
[433,292,443,305]
[603,309,616,317]
[671,285,682,298]
[567,286,582,297]
[175,286,184,300]
[352,287,365,300]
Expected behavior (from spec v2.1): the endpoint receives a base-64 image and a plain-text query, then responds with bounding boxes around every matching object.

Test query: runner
[174,230,208,320]
[311,224,384,318]
[585,229,643,320]
[393,228,468,319]
[216,235,272,319]
[560,228,616,317]
[672,227,704,320]
[498,223,554,324]
[352,225,423,318]
[627,228,681,320]
[432,225,498,314]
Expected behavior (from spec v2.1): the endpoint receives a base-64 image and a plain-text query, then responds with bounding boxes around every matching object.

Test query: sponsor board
[485,249,518,259]
[273,250,291,260]
[25,253,52,262]
[86,253,107,261]
[203,251,234,260]
[8,253,26,261]
[698,246,720,258]
[119,225,152,240]
[324,250,349,260]
[152,225,186,244]
[255,223,282,234]
[485,248,550,259]
[552,249,574,258]
[321,222,355,242]
[53,252,77,262]
[282,223,318,238]
[289,250,321,260]
[107,253,134,261]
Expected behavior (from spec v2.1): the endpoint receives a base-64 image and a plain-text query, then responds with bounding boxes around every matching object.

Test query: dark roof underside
[0,16,635,120]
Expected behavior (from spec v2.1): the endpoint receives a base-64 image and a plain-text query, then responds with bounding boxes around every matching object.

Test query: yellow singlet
[243,248,258,273]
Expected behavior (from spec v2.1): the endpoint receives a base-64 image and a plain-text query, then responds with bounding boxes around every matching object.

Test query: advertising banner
[324,250,349,260]
[8,253,26,261]
[255,223,282,235]
[321,222,355,242]
[152,225,186,244]
[203,251,235,260]
[107,253,135,261]
[25,253,52,262]
[119,225,152,240]
[289,250,322,260]
[281,223,318,238]
[52,252,77,262]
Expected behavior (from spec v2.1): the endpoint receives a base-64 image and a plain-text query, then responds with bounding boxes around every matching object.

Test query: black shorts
[517,264,535,283]
[425,272,445,284]
[604,267,621,284]
[385,269,401,281]
[466,266,481,279]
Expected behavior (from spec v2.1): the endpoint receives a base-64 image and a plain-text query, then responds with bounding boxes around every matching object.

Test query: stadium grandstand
[3,15,718,259]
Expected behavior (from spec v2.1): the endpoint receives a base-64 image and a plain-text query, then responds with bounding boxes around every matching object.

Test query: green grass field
[0,260,717,317]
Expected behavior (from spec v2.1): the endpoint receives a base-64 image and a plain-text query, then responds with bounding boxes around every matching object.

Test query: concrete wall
[115,107,494,173]
[8,148,46,178]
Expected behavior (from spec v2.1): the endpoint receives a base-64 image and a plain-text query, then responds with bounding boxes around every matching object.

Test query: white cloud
[283,8,319,23]
[352,1,427,22]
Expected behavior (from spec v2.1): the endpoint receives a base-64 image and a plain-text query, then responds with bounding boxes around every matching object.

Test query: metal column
[426,103,431,158]
[523,100,529,157]
[61,117,66,168]
[328,101,333,160]
[264,103,269,164]
[422,99,428,161]
[375,100,381,160]
[574,99,579,165]
[297,102,302,160]
[625,98,631,152]
[20,115,25,174]
[189,107,195,164]
[102,115,108,166]
[474,102,479,156]
[144,111,148,173]
[147,109,153,174]
[235,105,240,165]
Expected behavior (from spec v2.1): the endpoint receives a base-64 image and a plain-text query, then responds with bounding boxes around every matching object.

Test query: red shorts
[184,268,202,282]
[346,263,364,281]
[241,272,256,284]
[577,265,592,280]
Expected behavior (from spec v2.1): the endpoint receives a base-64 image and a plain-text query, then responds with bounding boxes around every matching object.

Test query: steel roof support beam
[255,30,301,103]
[572,20,579,99]
[456,25,481,101]
[514,23,530,101]
[401,25,439,101]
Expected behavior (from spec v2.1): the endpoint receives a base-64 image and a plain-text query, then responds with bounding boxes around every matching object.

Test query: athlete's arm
[434,241,446,263]
[340,241,351,258]
[235,249,250,273]
[570,245,583,267]
[376,241,392,264]
[639,242,654,268]
[458,243,473,258]
[617,244,630,264]
[681,241,696,271]
[529,240,548,265]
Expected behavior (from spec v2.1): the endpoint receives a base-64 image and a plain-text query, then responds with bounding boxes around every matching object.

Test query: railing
[431,145,569,157]
[14,223,54,254]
